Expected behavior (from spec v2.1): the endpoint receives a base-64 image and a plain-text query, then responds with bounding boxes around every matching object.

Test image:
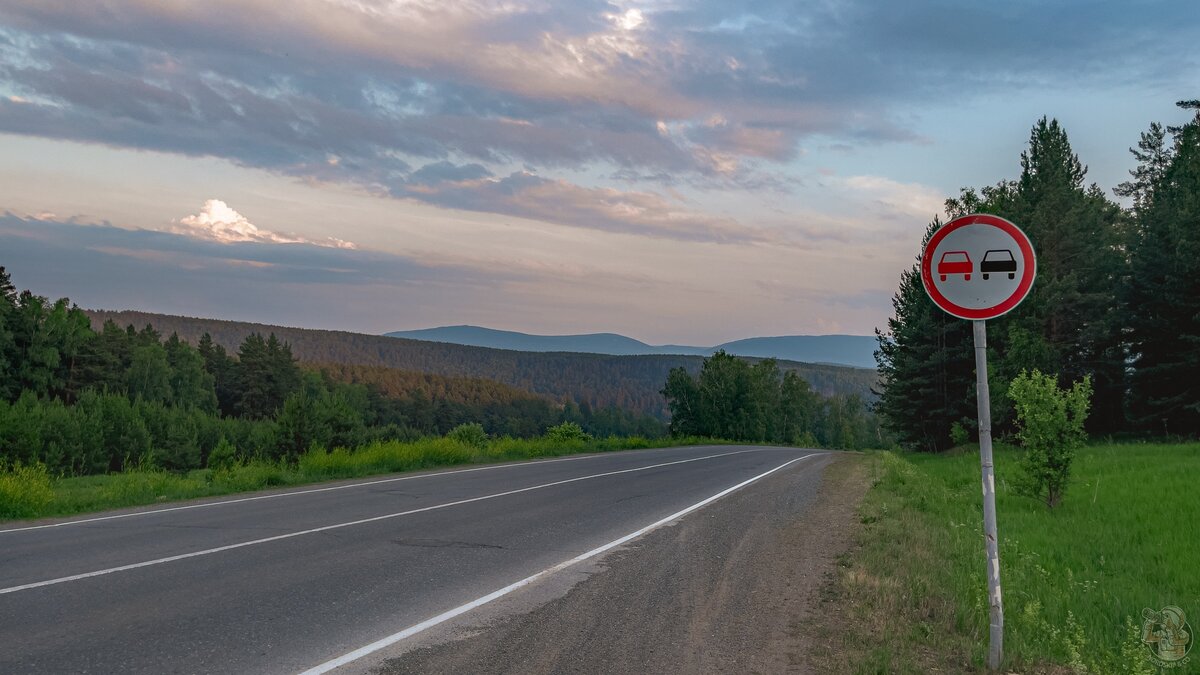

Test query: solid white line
[0,450,760,596]
[0,446,716,535]
[297,452,822,675]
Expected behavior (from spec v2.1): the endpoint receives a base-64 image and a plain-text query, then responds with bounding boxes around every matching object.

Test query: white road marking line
[0,449,763,596]
[297,452,823,675]
[0,446,723,535]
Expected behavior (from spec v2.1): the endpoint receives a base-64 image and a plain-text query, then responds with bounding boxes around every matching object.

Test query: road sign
[918,212,1037,671]
[920,213,1036,320]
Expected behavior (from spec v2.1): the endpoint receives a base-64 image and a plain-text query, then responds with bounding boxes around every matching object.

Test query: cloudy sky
[0,1,1195,344]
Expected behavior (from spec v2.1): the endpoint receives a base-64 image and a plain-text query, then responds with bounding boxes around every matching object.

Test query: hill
[385,325,706,357]
[88,311,880,419]
[385,325,878,368]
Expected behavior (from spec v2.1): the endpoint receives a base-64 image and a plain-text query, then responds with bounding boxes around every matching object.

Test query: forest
[0,271,667,475]
[876,100,1200,450]
[662,351,884,450]
[86,309,879,419]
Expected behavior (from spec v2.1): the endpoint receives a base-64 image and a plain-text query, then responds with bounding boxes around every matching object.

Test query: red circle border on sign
[920,213,1037,320]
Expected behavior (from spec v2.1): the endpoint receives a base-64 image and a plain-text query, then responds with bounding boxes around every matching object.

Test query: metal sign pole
[973,319,1004,670]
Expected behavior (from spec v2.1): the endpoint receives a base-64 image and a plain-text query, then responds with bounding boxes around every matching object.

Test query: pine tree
[874,218,976,451]
[1127,101,1200,434]
[0,266,18,401]
[933,119,1126,435]
[164,333,218,412]
[198,333,237,415]
[1114,122,1175,213]
[1002,118,1126,433]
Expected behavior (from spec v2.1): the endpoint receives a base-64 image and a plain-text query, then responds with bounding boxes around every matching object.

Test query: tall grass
[825,443,1199,673]
[0,434,721,521]
[0,462,54,518]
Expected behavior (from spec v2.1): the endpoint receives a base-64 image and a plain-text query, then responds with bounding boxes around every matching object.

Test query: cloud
[171,199,356,249]
[0,0,1195,243]
[397,167,781,244]
[0,210,536,298]
[841,175,946,220]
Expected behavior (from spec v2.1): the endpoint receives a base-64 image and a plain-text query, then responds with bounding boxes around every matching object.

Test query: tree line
[0,272,665,475]
[87,309,880,419]
[662,351,885,450]
[876,100,1200,450]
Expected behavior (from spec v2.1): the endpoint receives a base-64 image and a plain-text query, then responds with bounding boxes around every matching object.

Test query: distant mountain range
[385,325,879,369]
[86,311,880,420]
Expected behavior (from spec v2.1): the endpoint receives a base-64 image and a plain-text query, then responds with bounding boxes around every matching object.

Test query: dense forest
[86,309,880,418]
[877,101,1200,450]
[662,351,884,450]
[0,270,667,475]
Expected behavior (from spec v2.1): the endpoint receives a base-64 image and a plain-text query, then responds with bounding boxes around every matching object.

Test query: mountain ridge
[86,310,880,420]
[386,325,878,369]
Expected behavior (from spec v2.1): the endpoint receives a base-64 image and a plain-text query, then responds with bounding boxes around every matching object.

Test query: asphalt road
[0,445,824,674]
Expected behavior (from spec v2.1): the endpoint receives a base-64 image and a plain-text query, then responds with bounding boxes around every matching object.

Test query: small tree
[1008,370,1092,508]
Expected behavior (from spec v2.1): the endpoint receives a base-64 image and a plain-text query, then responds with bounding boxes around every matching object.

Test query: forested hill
[386,325,879,368]
[86,310,879,419]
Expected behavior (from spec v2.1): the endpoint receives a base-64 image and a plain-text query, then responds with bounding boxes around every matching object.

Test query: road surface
[0,445,829,673]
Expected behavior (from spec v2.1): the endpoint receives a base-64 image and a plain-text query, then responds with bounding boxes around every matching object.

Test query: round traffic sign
[921,213,1036,320]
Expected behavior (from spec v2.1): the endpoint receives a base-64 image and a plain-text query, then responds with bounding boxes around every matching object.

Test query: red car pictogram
[938,251,972,281]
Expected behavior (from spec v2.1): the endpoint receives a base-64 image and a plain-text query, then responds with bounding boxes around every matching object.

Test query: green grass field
[823,442,1198,674]
[0,435,721,521]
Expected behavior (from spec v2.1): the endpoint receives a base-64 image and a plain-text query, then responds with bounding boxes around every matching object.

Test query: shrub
[545,421,592,443]
[0,462,54,519]
[207,437,238,470]
[447,422,489,449]
[949,420,971,446]
[1008,369,1092,508]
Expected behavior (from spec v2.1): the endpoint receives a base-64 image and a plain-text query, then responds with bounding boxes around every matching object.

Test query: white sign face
[921,214,1036,320]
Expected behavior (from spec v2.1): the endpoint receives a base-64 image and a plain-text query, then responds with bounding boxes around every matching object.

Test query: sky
[0,1,1196,345]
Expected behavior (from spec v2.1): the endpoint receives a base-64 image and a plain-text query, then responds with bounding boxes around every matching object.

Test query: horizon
[80,305,876,344]
[2,1,1196,345]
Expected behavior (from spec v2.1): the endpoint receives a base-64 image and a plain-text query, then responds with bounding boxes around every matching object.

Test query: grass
[814,442,1199,674]
[0,434,723,521]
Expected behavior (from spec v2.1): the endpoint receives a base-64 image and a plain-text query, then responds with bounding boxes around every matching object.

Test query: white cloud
[842,176,945,219]
[173,199,356,249]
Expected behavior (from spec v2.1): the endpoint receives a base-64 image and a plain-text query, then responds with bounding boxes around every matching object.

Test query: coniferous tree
[1114,122,1175,213]
[198,333,237,415]
[164,333,218,412]
[0,267,19,401]
[233,333,301,419]
[1127,101,1200,434]
[1000,118,1126,433]
[877,118,1130,446]
[874,218,976,451]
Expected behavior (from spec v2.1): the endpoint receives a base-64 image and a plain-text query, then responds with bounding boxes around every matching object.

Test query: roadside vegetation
[842,103,1200,673]
[0,259,884,523]
[0,424,721,520]
[662,350,887,450]
[810,442,1198,674]
[877,101,1200,449]
[0,260,672,482]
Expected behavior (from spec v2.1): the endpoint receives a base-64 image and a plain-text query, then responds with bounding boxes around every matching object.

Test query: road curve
[0,445,824,674]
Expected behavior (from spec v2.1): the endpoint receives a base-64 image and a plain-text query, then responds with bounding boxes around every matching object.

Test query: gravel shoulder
[374,452,871,675]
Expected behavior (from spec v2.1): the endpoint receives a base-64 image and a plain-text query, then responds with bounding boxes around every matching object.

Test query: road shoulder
[373,452,870,675]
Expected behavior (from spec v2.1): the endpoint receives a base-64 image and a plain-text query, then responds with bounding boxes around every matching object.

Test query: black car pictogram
[980,249,1017,280]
